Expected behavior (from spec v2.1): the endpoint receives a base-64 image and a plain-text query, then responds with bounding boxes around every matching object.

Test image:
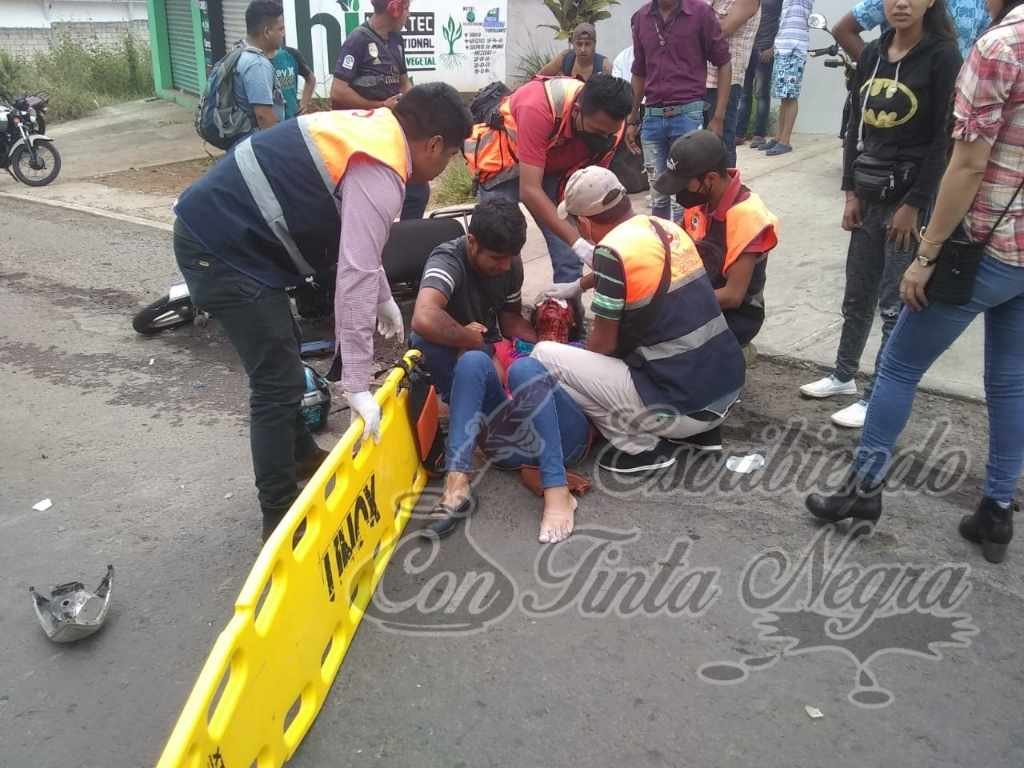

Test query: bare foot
[539,487,577,544]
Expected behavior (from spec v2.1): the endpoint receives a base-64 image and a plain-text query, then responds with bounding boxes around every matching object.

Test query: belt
[644,103,698,117]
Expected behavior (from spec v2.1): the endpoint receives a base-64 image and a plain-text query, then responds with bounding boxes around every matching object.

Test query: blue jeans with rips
[640,102,705,221]
[854,256,1024,504]
[478,174,580,283]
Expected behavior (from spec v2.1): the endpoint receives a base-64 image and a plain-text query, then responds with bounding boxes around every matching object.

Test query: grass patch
[432,157,477,207]
[0,35,153,122]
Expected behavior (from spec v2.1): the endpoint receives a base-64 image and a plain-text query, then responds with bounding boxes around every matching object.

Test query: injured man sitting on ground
[533,166,746,474]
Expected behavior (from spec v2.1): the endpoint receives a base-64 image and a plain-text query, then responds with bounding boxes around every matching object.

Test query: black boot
[959,497,1015,564]
[805,472,883,527]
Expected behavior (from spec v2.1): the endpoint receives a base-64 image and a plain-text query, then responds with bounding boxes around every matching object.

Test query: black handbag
[927,177,1024,306]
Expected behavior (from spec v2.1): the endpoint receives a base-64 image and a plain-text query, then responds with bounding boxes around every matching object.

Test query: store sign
[287,0,507,94]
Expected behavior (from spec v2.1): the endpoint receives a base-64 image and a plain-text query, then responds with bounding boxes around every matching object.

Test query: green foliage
[0,35,154,122]
[513,41,556,85]
[539,0,620,40]
[432,158,476,207]
[441,15,464,56]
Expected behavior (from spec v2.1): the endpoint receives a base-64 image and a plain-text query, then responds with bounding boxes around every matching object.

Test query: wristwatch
[916,251,940,267]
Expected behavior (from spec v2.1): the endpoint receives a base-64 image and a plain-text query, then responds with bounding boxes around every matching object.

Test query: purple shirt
[631,0,731,105]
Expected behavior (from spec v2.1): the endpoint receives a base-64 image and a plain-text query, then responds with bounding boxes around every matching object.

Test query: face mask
[675,177,709,209]
[580,131,615,156]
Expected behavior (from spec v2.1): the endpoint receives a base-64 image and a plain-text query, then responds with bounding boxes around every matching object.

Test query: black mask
[675,178,710,209]
[581,131,615,156]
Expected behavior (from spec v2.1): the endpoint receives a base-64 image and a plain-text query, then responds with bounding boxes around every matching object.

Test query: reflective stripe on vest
[600,215,707,311]
[232,109,409,279]
[234,137,318,280]
[634,315,730,361]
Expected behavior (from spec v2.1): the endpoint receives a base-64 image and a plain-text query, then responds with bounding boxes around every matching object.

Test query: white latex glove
[572,237,595,268]
[346,390,382,443]
[376,297,404,340]
[534,279,582,305]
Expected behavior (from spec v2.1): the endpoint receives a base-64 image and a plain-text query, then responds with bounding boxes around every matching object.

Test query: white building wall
[1,0,149,58]
[506,0,871,135]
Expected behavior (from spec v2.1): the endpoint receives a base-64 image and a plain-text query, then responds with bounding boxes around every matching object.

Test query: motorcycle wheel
[132,294,196,335]
[11,141,61,187]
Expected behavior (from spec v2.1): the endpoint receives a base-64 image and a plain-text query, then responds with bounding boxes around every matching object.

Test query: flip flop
[757,138,778,151]
[765,142,792,156]
[421,494,474,539]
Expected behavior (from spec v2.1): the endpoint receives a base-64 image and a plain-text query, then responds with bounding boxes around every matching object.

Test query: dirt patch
[93,156,220,197]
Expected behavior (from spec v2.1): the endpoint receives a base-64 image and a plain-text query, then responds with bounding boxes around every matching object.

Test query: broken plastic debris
[32,498,53,512]
[148,358,155,366]
[224,492,233,500]
[725,454,766,474]
[30,565,114,643]
[804,705,824,720]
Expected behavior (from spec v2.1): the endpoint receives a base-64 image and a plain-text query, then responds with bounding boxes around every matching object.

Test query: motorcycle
[807,13,857,141]
[0,91,61,186]
[132,205,475,337]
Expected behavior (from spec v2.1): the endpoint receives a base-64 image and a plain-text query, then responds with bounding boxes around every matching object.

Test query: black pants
[833,198,917,400]
[173,221,320,517]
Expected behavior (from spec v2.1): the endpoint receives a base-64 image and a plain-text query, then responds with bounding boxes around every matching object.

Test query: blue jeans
[640,103,705,221]
[479,175,580,282]
[737,51,773,139]
[401,181,430,220]
[855,256,1024,503]
[445,352,590,488]
[410,332,460,403]
[704,84,743,169]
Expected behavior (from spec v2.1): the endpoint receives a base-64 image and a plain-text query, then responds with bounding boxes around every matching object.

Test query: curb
[0,191,173,233]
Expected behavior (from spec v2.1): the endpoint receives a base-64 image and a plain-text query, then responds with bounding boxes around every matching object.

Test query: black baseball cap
[653,130,729,195]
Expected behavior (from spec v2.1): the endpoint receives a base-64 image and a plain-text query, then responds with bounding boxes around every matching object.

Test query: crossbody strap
[979,176,1024,248]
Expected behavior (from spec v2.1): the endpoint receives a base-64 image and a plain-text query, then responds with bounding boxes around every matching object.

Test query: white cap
[556,166,627,219]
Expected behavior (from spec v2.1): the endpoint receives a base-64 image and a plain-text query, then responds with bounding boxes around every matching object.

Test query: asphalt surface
[1,198,1023,768]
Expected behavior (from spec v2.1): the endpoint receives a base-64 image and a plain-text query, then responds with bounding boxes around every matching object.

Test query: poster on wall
[284,0,507,97]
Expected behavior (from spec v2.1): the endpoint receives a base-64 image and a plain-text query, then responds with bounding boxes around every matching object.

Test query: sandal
[421,494,474,539]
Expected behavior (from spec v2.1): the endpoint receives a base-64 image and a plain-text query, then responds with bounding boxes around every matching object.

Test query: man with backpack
[464,73,633,283]
[196,1,286,148]
[173,84,473,540]
[330,0,430,220]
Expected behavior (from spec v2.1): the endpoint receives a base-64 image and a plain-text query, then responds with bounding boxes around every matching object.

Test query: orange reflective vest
[175,108,409,286]
[681,193,778,277]
[463,77,623,192]
[597,215,745,413]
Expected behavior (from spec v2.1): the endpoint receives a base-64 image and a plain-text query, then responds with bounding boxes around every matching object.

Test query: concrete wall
[505,0,870,135]
[1,0,149,58]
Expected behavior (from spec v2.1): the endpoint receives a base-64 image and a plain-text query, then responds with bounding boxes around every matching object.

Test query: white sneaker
[800,375,858,399]
[831,400,868,429]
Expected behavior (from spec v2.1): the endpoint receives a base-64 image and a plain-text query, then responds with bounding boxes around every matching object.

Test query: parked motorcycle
[132,206,474,336]
[807,14,857,141]
[0,91,60,186]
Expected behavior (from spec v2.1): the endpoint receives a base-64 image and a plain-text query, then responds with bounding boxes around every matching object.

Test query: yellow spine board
[156,350,428,768]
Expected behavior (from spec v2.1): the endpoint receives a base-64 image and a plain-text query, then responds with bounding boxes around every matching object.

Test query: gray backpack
[195,45,261,150]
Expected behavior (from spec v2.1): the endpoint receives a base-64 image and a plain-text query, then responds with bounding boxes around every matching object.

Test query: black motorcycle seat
[381,216,465,287]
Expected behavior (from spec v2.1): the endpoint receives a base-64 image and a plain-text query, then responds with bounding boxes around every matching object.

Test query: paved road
[1,199,1022,768]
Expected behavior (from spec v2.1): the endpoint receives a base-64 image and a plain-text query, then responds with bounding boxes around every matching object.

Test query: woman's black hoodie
[842,29,963,210]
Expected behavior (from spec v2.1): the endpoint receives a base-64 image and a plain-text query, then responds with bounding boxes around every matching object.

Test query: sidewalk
[0,100,984,400]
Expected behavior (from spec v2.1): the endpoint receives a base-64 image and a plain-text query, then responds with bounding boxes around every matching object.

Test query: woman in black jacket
[799,0,962,429]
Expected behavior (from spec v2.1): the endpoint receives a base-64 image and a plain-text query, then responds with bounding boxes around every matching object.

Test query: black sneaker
[668,426,723,453]
[597,441,677,474]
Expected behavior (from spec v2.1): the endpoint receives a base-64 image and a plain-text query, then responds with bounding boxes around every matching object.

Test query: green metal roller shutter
[166,0,199,93]
[221,0,249,51]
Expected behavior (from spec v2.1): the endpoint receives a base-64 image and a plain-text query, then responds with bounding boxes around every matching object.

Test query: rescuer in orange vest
[464,73,632,283]
[173,83,473,540]
[654,130,779,348]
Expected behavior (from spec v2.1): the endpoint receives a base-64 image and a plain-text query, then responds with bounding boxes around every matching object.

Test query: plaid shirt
[706,0,761,87]
[953,6,1024,266]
